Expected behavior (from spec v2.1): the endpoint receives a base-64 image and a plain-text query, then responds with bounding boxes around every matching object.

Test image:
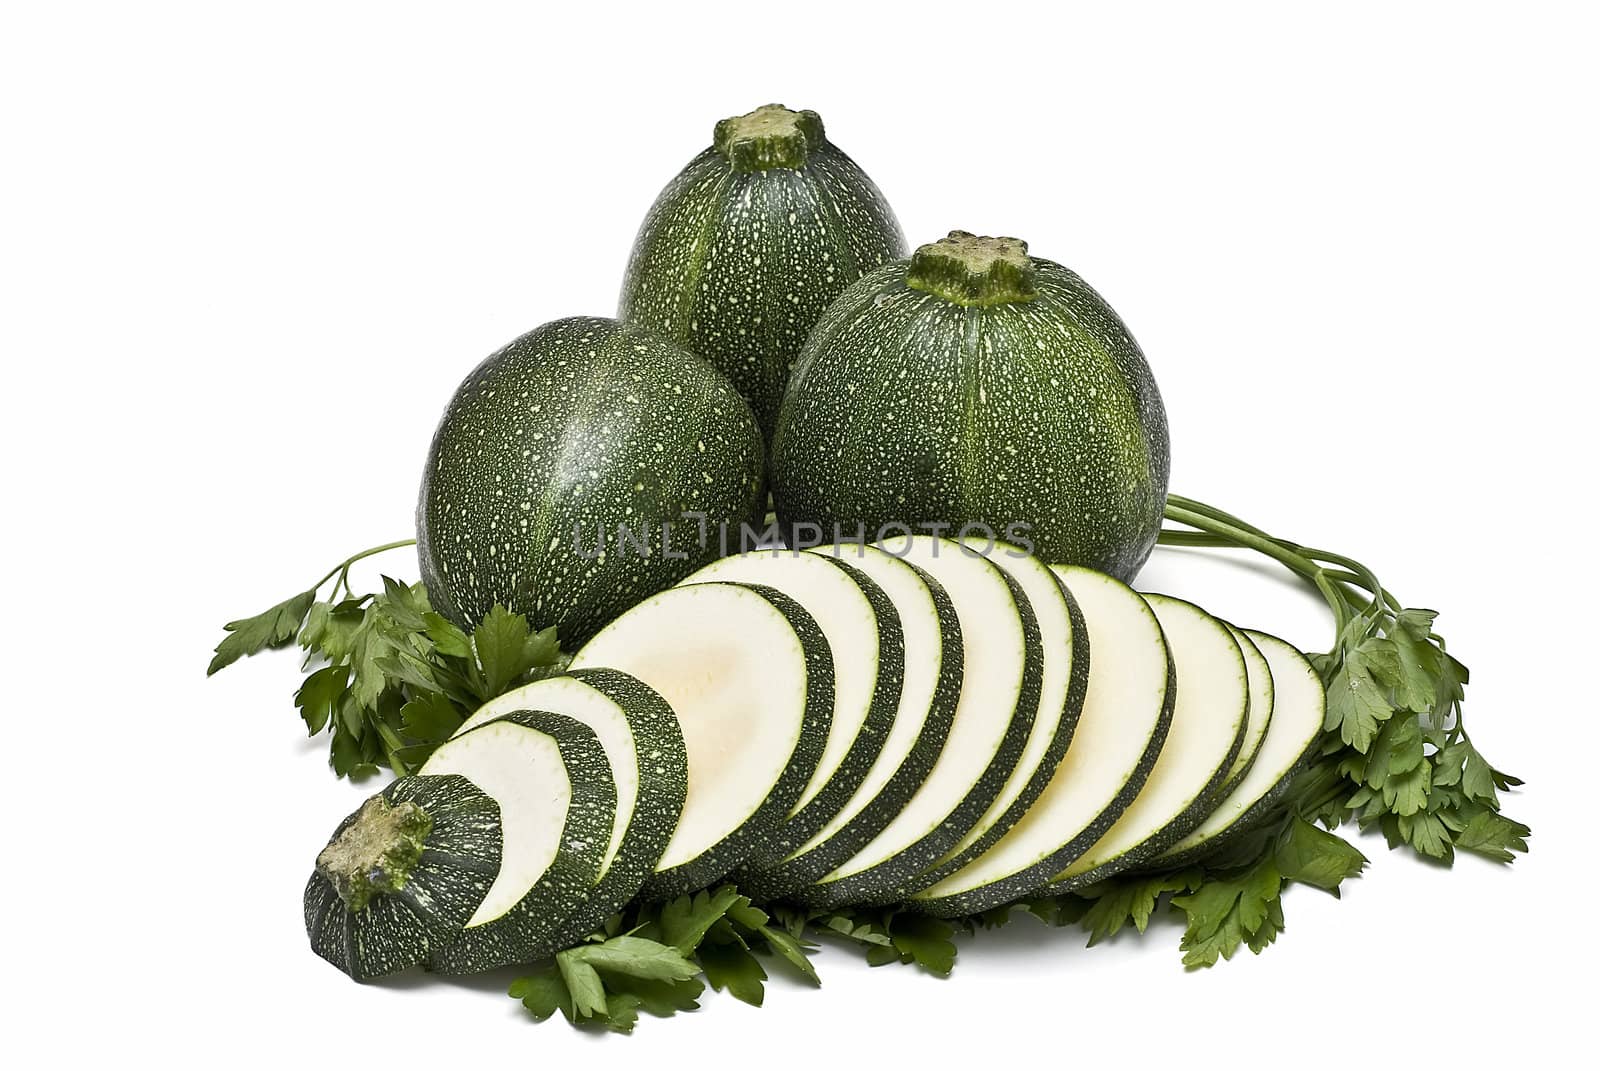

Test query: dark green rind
[735,557,963,901]
[727,555,904,878]
[304,774,502,982]
[417,315,764,642]
[635,582,833,902]
[791,556,1043,910]
[901,568,1091,898]
[771,256,1170,582]
[908,568,1178,918]
[542,668,688,946]
[427,711,616,974]
[1153,630,1325,870]
[1212,623,1274,799]
[619,120,906,442]
[1040,595,1249,895]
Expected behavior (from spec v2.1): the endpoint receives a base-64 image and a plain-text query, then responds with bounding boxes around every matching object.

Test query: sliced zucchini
[738,544,962,900]
[1218,624,1274,795]
[569,581,832,899]
[454,668,687,949]
[1157,630,1325,867]
[908,566,1174,916]
[679,548,900,860]
[903,542,1089,894]
[1044,592,1249,891]
[304,773,502,982]
[421,711,616,973]
[796,534,1040,909]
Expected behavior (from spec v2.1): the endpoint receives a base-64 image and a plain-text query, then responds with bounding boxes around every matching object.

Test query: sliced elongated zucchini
[908,566,1174,916]
[1043,592,1249,891]
[903,542,1089,894]
[453,668,687,949]
[421,711,616,973]
[569,581,832,899]
[1157,630,1325,866]
[1217,624,1274,795]
[796,534,1040,908]
[679,548,901,860]
[304,773,502,982]
[738,544,962,900]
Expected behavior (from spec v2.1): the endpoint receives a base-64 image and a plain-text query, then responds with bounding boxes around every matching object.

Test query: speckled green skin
[770,258,1170,581]
[619,120,905,443]
[738,555,963,901]
[417,316,764,643]
[304,774,502,983]
[425,711,617,975]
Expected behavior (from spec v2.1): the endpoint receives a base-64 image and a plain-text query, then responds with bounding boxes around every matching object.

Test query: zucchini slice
[908,566,1173,916]
[1157,630,1325,867]
[1044,592,1249,891]
[304,773,502,982]
[679,548,901,860]
[796,534,1040,908]
[903,542,1089,894]
[1217,624,1275,795]
[569,582,832,899]
[738,544,962,900]
[422,711,616,973]
[453,668,687,949]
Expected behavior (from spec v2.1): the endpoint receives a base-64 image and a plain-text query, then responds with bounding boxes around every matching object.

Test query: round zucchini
[770,231,1170,581]
[619,104,906,442]
[417,315,764,642]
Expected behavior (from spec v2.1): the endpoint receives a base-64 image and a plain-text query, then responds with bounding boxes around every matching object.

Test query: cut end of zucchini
[906,230,1038,307]
[315,795,433,912]
[713,104,824,171]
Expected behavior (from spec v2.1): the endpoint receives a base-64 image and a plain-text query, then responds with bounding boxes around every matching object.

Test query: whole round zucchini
[417,316,764,642]
[770,232,1170,581]
[619,103,906,442]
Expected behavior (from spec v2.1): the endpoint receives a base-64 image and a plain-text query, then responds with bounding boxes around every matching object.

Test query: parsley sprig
[208,540,567,778]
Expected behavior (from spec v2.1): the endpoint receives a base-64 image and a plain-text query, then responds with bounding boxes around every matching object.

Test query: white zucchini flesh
[911,566,1172,911]
[1159,630,1325,862]
[812,534,1031,896]
[1046,593,1250,888]
[1220,624,1275,792]
[907,542,1085,885]
[456,676,636,883]
[678,548,885,818]
[569,582,815,880]
[421,720,574,927]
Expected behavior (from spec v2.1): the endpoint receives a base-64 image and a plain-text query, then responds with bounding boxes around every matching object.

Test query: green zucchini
[908,566,1174,916]
[1043,593,1248,891]
[771,231,1169,581]
[417,315,763,642]
[569,581,832,899]
[620,104,906,441]
[421,711,616,973]
[1157,630,1325,867]
[304,774,501,982]
[1217,624,1275,796]
[738,545,963,900]
[796,535,1040,909]
[453,668,687,949]
[679,549,901,863]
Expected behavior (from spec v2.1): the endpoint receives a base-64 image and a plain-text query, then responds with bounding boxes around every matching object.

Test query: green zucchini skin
[736,558,963,902]
[416,315,763,642]
[770,256,1170,582]
[543,668,688,946]
[304,774,502,982]
[903,569,1091,896]
[427,711,616,974]
[636,582,834,901]
[619,109,905,442]
[794,564,1045,910]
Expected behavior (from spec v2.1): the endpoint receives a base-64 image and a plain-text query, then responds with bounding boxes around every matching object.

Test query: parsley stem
[313,539,418,594]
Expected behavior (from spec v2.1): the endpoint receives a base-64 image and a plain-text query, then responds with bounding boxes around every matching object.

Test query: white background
[4,1,1593,1065]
